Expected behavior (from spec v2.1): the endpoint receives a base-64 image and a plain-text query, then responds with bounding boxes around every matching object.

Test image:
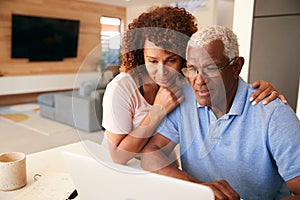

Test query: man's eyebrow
[187,61,217,68]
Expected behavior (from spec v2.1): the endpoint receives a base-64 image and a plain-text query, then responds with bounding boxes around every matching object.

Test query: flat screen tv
[11,14,80,61]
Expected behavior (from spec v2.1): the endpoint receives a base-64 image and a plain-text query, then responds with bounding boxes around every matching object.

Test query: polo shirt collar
[228,78,248,116]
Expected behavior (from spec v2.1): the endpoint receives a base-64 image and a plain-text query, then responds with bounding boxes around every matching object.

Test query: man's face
[186,40,238,110]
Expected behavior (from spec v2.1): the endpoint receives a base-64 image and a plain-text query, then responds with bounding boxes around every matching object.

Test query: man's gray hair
[188,25,239,60]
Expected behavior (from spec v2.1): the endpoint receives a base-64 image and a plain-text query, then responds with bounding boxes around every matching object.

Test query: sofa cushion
[37,93,55,107]
[78,79,98,97]
[78,76,108,97]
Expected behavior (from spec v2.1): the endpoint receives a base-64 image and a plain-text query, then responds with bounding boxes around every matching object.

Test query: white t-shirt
[102,72,152,134]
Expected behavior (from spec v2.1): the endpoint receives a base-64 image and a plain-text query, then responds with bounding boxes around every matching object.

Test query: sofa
[37,71,114,132]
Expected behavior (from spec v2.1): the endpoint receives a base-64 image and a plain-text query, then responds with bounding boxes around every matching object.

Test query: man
[140,25,300,200]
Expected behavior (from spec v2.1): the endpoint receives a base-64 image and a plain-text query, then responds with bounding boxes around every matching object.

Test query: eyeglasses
[181,57,237,78]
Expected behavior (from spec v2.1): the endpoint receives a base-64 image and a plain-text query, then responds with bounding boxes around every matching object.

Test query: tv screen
[11,14,80,61]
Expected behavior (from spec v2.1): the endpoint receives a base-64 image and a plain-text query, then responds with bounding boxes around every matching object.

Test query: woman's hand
[250,80,287,105]
[153,84,184,115]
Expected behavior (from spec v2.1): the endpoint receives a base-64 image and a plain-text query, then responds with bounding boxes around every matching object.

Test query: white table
[0,141,94,200]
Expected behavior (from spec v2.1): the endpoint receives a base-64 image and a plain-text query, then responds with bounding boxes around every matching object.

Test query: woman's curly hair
[120,6,198,72]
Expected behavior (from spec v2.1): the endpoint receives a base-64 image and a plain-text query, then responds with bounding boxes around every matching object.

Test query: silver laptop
[62,151,214,200]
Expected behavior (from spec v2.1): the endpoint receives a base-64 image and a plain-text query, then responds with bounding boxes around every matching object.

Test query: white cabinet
[248,0,300,111]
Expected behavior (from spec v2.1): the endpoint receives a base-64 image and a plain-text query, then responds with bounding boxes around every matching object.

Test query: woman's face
[143,39,182,87]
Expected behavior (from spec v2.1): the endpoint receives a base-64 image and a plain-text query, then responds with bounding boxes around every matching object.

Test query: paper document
[14,172,77,200]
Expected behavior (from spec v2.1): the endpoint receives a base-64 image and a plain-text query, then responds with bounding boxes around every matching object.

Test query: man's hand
[202,180,240,200]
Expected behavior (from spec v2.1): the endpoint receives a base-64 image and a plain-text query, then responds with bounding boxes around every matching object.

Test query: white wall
[232,0,255,82]
[126,4,158,26]
[216,0,234,29]
[192,0,217,27]
[126,0,218,29]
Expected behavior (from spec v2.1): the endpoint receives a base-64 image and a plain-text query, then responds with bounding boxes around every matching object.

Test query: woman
[102,6,285,165]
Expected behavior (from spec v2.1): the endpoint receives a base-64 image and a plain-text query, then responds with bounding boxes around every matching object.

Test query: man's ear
[233,57,244,78]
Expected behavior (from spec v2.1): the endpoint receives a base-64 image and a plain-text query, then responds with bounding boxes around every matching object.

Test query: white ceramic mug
[0,152,27,191]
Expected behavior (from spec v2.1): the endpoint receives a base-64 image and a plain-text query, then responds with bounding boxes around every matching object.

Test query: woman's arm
[282,176,300,200]
[250,80,287,105]
[106,104,167,165]
[107,86,183,165]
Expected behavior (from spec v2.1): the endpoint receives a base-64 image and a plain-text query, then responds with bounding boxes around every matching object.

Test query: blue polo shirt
[157,78,300,200]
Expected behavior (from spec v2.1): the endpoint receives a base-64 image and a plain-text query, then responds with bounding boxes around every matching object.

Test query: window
[100,16,121,69]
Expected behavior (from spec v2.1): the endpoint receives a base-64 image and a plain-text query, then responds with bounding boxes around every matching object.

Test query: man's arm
[141,133,197,181]
[140,133,240,200]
